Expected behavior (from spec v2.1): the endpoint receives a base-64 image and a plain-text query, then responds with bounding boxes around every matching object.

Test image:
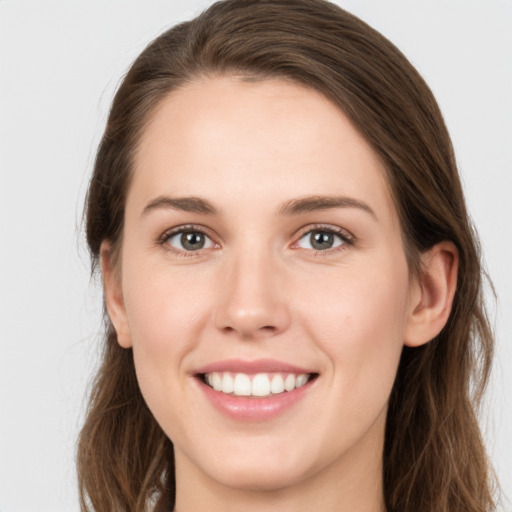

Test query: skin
[102,76,458,512]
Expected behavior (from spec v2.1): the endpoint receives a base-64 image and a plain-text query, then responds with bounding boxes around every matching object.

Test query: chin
[208,462,308,493]
[187,440,326,494]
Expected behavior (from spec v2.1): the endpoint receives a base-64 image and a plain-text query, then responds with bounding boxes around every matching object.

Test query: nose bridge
[214,239,290,338]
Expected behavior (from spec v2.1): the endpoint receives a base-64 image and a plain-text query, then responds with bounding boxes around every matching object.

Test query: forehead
[130,76,397,225]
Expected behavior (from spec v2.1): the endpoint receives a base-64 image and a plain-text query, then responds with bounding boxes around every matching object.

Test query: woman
[77,1,497,510]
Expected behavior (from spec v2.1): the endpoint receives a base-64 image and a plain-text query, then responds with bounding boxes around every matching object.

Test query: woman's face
[107,76,421,494]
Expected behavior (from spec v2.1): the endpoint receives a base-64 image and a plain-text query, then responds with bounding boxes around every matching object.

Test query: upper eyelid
[159,224,218,243]
[294,223,355,242]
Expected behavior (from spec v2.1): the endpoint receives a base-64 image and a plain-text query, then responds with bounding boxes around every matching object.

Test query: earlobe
[404,241,458,348]
[100,240,133,348]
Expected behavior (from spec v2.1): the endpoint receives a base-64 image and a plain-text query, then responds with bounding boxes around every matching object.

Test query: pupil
[182,232,204,250]
[311,231,333,250]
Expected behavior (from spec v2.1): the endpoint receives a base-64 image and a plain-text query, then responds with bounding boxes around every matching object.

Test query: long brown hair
[78,1,496,510]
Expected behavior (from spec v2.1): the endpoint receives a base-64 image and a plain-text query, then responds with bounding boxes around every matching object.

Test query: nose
[214,245,291,339]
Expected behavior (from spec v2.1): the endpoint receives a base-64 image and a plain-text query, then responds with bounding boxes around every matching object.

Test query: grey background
[1,1,510,510]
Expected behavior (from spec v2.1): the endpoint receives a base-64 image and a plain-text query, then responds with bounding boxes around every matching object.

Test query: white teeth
[204,371,312,397]
[221,373,234,394]
[270,374,285,394]
[284,374,295,392]
[252,373,271,397]
[296,374,309,388]
[212,372,222,392]
[233,373,251,396]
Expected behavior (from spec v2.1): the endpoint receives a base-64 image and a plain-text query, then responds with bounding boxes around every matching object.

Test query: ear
[404,241,458,347]
[100,240,132,348]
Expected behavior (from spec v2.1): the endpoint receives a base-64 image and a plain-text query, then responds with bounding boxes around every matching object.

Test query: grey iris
[181,232,205,250]
[310,231,334,250]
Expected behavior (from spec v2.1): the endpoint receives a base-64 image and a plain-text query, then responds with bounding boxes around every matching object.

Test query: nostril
[214,295,291,338]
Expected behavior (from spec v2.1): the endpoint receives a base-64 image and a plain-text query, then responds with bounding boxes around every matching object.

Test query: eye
[165,229,215,252]
[296,228,348,251]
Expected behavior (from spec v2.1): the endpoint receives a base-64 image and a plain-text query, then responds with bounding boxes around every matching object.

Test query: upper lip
[194,358,316,375]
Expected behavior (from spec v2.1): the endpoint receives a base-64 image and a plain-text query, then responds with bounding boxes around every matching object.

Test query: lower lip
[196,377,316,421]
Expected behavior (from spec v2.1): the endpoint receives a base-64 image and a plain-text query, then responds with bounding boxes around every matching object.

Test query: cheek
[299,258,410,409]
[123,256,211,344]
[121,259,214,403]
[120,273,212,452]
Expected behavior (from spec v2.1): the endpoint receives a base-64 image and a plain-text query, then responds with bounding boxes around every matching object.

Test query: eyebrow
[142,194,376,219]
[142,196,218,216]
[279,195,376,219]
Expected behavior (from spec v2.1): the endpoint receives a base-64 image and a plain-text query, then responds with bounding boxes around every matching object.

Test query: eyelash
[293,224,355,256]
[157,223,355,258]
[157,224,218,258]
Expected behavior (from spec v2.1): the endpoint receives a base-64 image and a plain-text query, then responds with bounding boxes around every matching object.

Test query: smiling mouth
[199,372,318,398]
